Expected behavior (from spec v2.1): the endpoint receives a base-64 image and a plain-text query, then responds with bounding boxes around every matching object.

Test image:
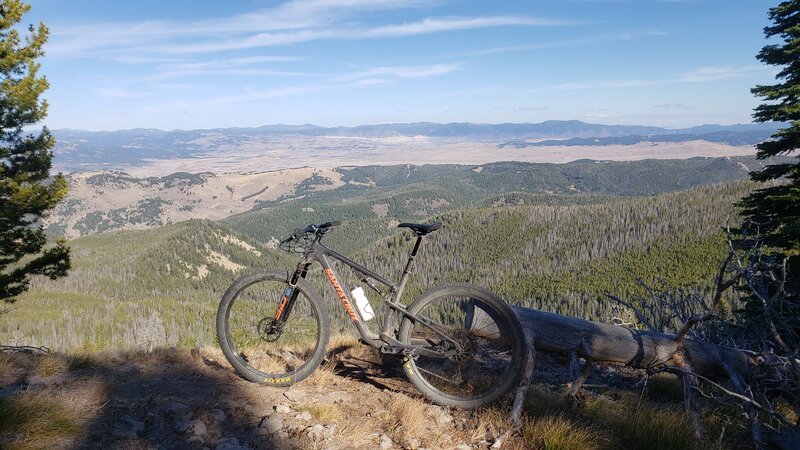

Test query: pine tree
[0,0,69,302]
[741,1,800,251]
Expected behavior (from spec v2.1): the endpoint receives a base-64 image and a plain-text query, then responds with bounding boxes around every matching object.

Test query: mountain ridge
[51,120,777,173]
[52,119,782,137]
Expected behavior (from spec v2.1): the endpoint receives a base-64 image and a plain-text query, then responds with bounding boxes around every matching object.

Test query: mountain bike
[216,221,525,408]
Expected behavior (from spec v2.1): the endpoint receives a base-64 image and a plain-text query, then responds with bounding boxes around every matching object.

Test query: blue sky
[27,0,776,131]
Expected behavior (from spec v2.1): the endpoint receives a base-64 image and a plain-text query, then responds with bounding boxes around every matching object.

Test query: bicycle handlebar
[281,220,341,245]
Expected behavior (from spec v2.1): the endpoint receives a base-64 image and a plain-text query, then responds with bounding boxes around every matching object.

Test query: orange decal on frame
[274,295,289,321]
[324,268,358,321]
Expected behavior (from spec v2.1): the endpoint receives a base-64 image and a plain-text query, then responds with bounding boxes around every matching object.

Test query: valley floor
[121,141,755,177]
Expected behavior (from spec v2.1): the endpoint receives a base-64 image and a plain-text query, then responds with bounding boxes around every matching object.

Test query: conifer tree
[741,0,800,251]
[0,0,69,302]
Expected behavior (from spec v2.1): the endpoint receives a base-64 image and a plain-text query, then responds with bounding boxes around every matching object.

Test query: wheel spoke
[400,287,524,408]
[219,272,327,381]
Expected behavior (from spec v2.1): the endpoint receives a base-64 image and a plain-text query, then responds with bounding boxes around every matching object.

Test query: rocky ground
[0,339,522,450]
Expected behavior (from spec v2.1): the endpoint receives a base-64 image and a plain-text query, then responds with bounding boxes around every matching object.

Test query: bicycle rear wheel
[216,270,330,386]
[398,284,525,409]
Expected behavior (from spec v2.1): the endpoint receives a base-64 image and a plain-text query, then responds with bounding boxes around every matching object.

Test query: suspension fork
[274,261,311,324]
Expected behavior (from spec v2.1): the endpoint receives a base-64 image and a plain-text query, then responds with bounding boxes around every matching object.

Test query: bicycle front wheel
[398,284,526,409]
[216,270,330,386]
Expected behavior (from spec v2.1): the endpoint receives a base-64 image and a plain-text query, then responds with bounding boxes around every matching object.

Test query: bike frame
[275,232,459,359]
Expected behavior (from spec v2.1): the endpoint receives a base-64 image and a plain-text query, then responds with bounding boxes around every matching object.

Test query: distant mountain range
[51,120,782,172]
[500,129,777,148]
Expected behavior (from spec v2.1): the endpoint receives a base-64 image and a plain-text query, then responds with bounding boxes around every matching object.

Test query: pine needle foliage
[0,0,69,302]
[741,0,800,251]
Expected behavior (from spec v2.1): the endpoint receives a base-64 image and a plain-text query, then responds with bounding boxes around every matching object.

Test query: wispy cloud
[340,63,461,81]
[552,64,771,90]
[149,55,312,80]
[135,62,460,112]
[50,0,424,55]
[363,16,571,37]
[48,0,567,58]
[677,65,766,82]
[455,30,668,57]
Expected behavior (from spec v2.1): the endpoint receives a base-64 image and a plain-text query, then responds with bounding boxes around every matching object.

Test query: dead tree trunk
[469,304,762,382]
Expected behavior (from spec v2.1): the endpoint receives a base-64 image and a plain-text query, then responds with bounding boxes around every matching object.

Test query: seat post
[410,235,423,257]
[394,235,424,304]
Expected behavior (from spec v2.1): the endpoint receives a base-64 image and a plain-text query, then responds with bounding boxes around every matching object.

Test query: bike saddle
[398,222,442,236]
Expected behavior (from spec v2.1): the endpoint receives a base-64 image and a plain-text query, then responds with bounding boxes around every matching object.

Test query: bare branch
[674,251,743,344]
[603,293,656,332]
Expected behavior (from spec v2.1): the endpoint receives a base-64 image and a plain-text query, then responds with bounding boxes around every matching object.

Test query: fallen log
[468,303,760,381]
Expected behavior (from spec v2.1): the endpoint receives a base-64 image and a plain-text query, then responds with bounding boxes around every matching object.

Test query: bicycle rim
[224,277,323,379]
[402,289,522,407]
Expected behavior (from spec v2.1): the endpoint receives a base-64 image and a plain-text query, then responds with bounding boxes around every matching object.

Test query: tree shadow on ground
[1,347,299,450]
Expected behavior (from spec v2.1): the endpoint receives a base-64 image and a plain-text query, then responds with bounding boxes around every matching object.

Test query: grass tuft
[298,402,342,424]
[387,394,431,446]
[66,351,103,371]
[0,391,83,448]
[646,373,684,403]
[0,353,26,387]
[585,393,696,450]
[34,354,68,378]
[523,415,602,450]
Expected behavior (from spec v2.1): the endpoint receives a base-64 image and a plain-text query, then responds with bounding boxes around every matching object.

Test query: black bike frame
[275,232,459,358]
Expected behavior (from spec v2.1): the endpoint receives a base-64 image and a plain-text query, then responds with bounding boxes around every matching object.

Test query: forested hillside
[1,180,752,350]
[224,157,761,254]
[50,157,763,240]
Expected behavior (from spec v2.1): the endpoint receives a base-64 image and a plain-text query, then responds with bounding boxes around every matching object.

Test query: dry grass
[645,373,684,403]
[584,392,697,450]
[298,402,342,424]
[33,354,68,378]
[386,393,434,447]
[0,353,26,387]
[0,390,84,449]
[327,334,375,361]
[66,350,103,371]
[523,416,602,450]
[306,359,337,389]
[328,413,382,449]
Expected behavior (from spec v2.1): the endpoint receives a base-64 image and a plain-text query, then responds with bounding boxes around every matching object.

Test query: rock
[295,411,313,422]
[380,434,394,449]
[180,418,207,437]
[278,431,289,439]
[283,389,307,403]
[259,414,283,434]
[429,406,453,425]
[406,437,421,449]
[274,404,292,414]
[323,423,337,440]
[455,445,471,450]
[165,401,192,423]
[113,414,144,438]
[306,424,327,443]
[216,437,251,450]
[209,409,227,424]
[188,435,204,445]
[321,390,350,403]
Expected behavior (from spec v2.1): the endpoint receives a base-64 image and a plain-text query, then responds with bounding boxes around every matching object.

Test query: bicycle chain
[417,365,460,386]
